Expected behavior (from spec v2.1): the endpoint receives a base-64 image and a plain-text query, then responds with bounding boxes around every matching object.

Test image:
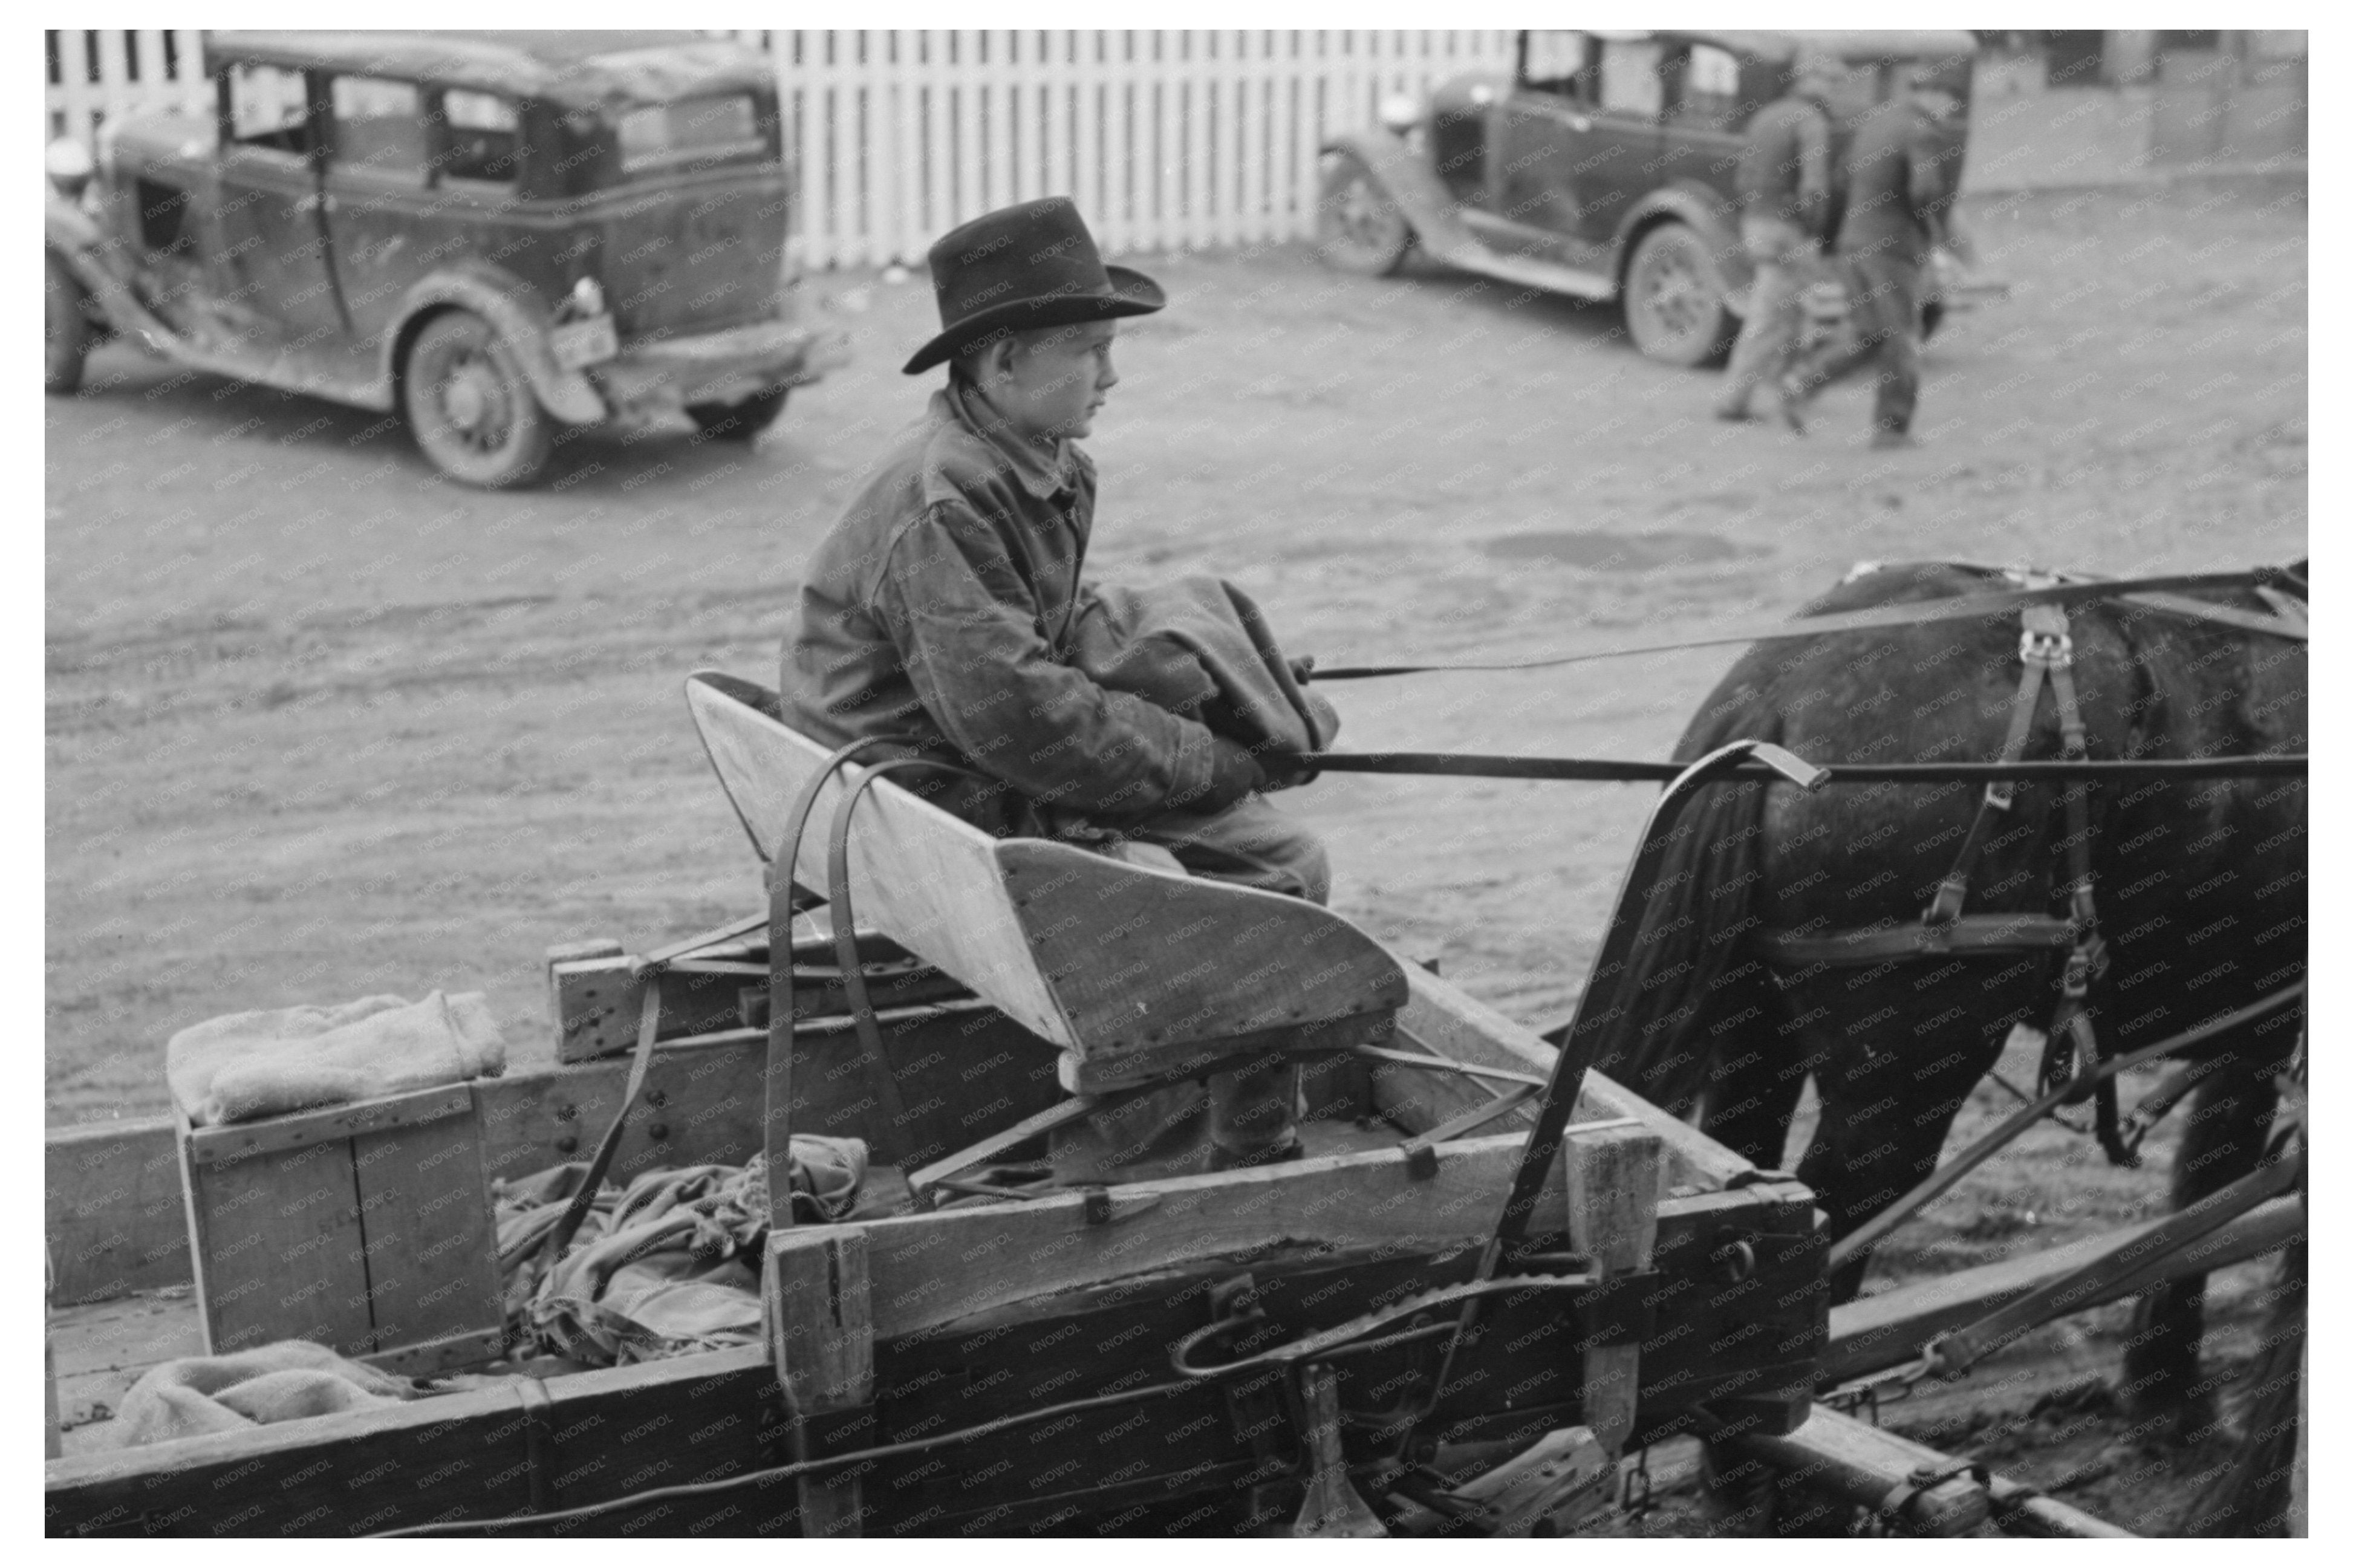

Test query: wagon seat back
[684,671,1408,1100]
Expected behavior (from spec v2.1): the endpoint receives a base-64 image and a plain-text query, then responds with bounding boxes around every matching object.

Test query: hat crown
[927,197,1113,337]
[902,197,1163,374]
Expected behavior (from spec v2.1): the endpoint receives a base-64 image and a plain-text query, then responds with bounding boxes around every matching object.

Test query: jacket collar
[942,380,1079,500]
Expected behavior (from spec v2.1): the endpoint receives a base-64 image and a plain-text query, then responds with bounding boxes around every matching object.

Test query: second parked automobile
[1317,29,2001,366]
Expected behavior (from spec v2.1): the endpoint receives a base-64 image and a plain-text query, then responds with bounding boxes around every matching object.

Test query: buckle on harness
[2019,626,2072,668]
[1922,875,1971,929]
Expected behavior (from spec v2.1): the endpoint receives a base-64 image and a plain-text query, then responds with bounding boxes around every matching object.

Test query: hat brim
[902,264,1165,374]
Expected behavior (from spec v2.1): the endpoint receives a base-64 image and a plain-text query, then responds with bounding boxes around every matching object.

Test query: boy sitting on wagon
[778,197,1330,1175]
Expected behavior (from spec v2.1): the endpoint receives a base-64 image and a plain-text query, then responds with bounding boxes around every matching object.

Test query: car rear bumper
[589,317,853,419]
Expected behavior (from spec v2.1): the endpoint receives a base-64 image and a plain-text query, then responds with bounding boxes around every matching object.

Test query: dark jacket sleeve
[872,501,1260,821]
[1795,106,1831,237]
[1908,120,1959,239]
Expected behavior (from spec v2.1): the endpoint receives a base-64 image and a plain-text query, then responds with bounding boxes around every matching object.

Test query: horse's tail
[1590,726,1777,1120]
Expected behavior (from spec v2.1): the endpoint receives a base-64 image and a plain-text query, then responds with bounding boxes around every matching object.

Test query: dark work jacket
[778,383,1246,837]
[1735,94,1832,235]
[1833,100,1960,267]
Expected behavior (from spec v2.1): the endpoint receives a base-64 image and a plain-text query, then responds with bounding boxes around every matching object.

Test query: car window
[226,61,314,157]
[442,90,521,185]
[1670,44,1743,132]
[618,94,766,172]
[331,76,428,184]
[1521,31,1590,97]
[1596,39,1664,120]
[136,177,194,253]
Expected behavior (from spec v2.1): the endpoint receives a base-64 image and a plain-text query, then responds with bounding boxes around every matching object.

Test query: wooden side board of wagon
[42,956,1824,1537]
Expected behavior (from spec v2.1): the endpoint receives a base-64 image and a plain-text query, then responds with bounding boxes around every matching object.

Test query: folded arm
[875,505,1261,822]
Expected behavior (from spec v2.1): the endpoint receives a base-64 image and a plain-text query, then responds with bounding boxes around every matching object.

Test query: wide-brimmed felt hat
[903,197,1164,375]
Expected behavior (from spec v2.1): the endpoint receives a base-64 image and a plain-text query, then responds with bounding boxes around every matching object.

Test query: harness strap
[1875,1457,1991,1532]
[1759,914,2072,966]
[765,737,891,1231]
[2256,585,2308,628]
[536,980,664,1266]
[1921,603,2063,928]
[1921,1149,2305,1378]
[1824,982,2304,1273]
[2028,617,2128,1167]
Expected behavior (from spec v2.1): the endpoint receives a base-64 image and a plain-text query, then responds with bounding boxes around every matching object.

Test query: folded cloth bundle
[1066,574,1341,761]
[109,1341,426,1448]
[166,991,506,1127]
[494,1140,870,1367]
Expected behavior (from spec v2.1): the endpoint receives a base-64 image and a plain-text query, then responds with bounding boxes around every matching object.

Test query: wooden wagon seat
[685,671,1410,1095]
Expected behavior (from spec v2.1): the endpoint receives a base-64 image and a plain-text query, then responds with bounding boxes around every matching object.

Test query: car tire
[45,251,89,395]
[687,383,789,443]
[1315,151,1412,278]
[401,309,555,489]
[1622,222,1737,368]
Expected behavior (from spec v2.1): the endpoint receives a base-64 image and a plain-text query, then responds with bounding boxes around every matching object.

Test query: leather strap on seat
[822,756,989,1168]
[764,737,891,1231]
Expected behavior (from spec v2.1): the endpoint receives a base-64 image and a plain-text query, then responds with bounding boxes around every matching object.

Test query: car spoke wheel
[1624,222,1737,368]
[401,309,554,488]
[1315,152,1412,278]
[46,251,89,395]
[687,383,790,443]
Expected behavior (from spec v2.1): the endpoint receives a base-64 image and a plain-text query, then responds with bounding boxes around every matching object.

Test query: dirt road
[47,177,2304,1529]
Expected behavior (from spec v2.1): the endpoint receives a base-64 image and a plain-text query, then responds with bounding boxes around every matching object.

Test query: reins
[1292,752,2306,786]
[1311,565,2305,681]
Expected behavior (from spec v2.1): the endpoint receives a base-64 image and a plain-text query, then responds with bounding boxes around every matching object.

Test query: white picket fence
[748,30,1512,267]
[47,28,1509,268]
[45,29,211,141]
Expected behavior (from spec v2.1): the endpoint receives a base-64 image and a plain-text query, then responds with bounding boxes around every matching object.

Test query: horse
[1589,561,2306,1457]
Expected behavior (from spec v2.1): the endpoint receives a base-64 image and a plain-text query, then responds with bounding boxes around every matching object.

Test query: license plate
[551,314,619,371]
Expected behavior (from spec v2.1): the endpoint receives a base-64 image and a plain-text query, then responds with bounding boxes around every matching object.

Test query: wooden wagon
[45,673,2186,1537]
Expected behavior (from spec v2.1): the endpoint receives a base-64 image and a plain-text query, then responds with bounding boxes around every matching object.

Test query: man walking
[1713,48,1841,426]
[1783,69,1966,447]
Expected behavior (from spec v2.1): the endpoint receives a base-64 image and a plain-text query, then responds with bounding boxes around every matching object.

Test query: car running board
[1431,238,1615,302]
[1339,132,1615,302]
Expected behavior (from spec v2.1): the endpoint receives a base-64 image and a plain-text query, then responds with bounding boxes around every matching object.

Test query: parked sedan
[45,30,848,487]
[1317,29,2002,365]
